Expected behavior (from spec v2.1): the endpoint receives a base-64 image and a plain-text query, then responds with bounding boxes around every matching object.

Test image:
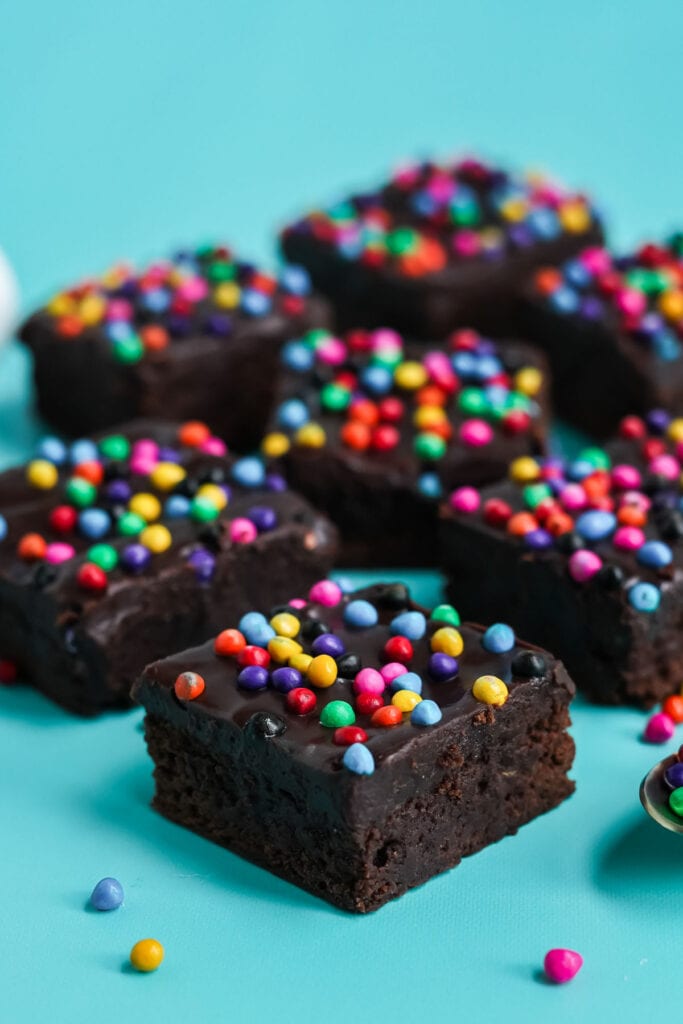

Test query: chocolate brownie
[0,420,336,716]
[280,156,602,337]
[132,581,575,913]
[260,326,548,565]
[19,245,329,446]
[440,410,683,706]
[518,237,683,437]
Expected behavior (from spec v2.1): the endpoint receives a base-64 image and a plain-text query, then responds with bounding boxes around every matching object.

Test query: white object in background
[0,248,19,348]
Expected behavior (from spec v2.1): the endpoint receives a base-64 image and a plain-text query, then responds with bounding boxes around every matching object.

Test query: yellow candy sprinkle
[307,653,338,688]
[430,627,464,658]
[514,366,543,397]
[414,405,447,430]
[129,492,162,522]
[394,361,428,390]
[149,462,187,491]
[668,418,683,443]
[268,636,303,663]
[46,293,76,317]
[500,197,528,223]
[290,652,313,675]
[196,483,228,511]
[559,201,591,234]
[392,689,423,713]
[472,674,509,706]
[78,294,106,326]
[261,432,291,458]
[295,423,326,448]
[214,281,241,309]
[26,459,58,490]
[658,289,683,321]
[140,523,172,554]
[510,456,540,484]
[269,612,300,638]
[130,938,164,973]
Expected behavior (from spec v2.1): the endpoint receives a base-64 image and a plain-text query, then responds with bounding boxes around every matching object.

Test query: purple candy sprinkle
[665,762,683,790]
[311,633,345,657]
[428,652,458,681]
[121,543,151,573]
[187,548,216,582]
[271,667,302,693]
[237,665,269,691]
[247,505,278,532]
[524,528,554,550]
[105,480,132,503]
[265,473,287,493]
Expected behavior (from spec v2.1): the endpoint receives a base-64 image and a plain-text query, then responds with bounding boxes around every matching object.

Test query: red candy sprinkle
[0,659,18,685]
[371,425,400,451]
[371,705,403,728]
[378,397,405,422]
[286,687,316,715]
[237,645,270,668]
[49,505,78,533]
[383,636,413,663]
[355,693,384,716]
[619,415,646,439]
[333,726,369,746]
[76,562,108,593]
[483,498,512,527]
[214,629,246,657]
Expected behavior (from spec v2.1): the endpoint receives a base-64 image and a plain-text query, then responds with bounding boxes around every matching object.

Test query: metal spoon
[640,753,683,834]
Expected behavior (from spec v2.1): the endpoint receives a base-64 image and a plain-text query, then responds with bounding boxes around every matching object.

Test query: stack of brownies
[4,156,682,911]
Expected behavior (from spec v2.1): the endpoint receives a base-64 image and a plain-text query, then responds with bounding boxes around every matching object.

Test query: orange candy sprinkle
[545,511,575,536]
[340,421,371,451]
[349,399,379,427]
[507,512,538,536]
[663,695,683,723]
[17,533,47,561]
[177,421,210,447]
[56,315,83,337]
[174,671,206,701]
[371,705,403,728]
[73,460,104,486]
[214,629,246,657]
[140,324,169,351]
[617,505,647,527]
[534,267,563,295]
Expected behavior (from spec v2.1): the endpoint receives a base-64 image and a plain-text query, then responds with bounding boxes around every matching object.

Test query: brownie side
[143,680,573,912]
[439,511,683,707]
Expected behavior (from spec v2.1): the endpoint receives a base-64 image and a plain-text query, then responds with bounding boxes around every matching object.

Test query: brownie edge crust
[133,586,575,912]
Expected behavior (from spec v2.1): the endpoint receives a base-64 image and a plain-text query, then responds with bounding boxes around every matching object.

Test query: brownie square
[0,420,336,716]
[19,245,329,446]
[439,410,683,706]
[260,326,548,565]
[517,238,683,437]
[132,581,575,913]
[280,156,602,338]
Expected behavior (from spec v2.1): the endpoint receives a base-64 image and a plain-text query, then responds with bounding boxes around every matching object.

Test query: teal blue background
[2,2,683,1021]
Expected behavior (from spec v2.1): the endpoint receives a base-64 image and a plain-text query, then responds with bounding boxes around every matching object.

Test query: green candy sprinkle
[306,328,332,350]
[523,482,553,509]
[117,511,146,537]
[65,477,96,508]
[458,388,489,416]
[320,383,351,413]
[190,496,220,522]
[431,604,460,626]
[87,544,119,572]
[387,228,418,256]
[414,433,446,461]
[207,260,236,283]
[320,700,355,728]
[579,446,611,471]
[669,787,683,818]
[112,335,144,365]
[99,435,130,461]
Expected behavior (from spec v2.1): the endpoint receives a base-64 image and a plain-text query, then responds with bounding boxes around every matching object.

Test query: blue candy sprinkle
[525,208,560,240]
[232,457,266,488]
[90,877,124,911]
[70,439,99,465]
[277,398,310,430]
[637,541,673,569]
[563,259,591,288]
[566,459,595,482]
[105,321,133,342]
[343,600,379,629]
[279,264,311,296]
[141,288,170,313]
[548,286,579,314]
[164,494,191,518]
[628,582,661,613]
[238,611,276,647]
[36,436,67,464]
[241,289,271,316]
[482,623,515,654]
[390,672,422,695]
[0,514,7,543]
[78,508,111,540]
[575,509,617,542]
[451,352,478,378]
[411,700,443,727]
[475,355,503,380]
[360,365,393,395]
[389,611,426,641]
[342,743,375,775]
[334,575,355,594]
[417,472,442,499]
[281,340,315,373]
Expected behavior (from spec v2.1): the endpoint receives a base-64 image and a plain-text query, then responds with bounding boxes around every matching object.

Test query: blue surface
[2,2,683,1021]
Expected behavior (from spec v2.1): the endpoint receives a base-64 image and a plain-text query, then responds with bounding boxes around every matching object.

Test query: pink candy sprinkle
[106,298,133,321]
[370,328,402,352]
[613,525,645,551]
[380,662,408,684]
[580,246,611,275]
[611,464,642,490]
[559,483,587,512]
[615,288,646,318]
[449,487,481,514]
[543,949,583,984]
[459,419,493,447]
[308,579,342,607]
[644,712,675,744]
[130,458,157,476]
[229,518,257,544]
[648,454,680,480]
[452,231,480,257]
[354,668,385,696]
[45,542,75,564]
[568,549,602,583]
[423,351,456,390]
[317,337,346,366]
[176,276,209,303]
[288,598,307,610]
[200,436,227,456]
